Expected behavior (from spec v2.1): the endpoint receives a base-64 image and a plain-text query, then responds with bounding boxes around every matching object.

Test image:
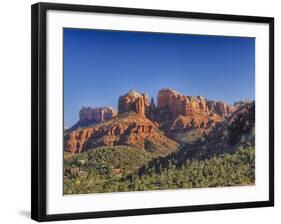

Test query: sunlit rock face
[118,90,149,116]
[65,87,253,153]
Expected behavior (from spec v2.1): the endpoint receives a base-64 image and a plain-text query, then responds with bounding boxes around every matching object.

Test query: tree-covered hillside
[64,146,254,194]
[63,94,255,195]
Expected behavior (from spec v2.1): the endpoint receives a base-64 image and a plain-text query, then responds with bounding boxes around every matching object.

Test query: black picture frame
[31,2,274,222]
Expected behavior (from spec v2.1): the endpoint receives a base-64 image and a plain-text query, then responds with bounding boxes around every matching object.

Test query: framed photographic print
[31,2,274,222]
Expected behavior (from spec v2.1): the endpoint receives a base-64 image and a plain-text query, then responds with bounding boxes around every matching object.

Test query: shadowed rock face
[118,90,149,116]
[148,97,157,120]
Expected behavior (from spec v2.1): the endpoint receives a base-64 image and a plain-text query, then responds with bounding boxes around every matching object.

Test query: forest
[64,145,254,194]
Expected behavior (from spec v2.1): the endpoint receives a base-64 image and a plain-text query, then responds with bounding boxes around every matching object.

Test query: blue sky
[64,28,255,128]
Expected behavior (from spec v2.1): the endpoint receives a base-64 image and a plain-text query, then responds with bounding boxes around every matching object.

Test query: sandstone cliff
[207,101,233,117]
[79,106,117,122]
[64,112,179,155]
[156,89,224,132]
[68,106,117,131]
[118,90,149,116]
[157,88,233,119]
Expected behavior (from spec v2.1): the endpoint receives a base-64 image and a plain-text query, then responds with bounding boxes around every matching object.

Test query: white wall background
[0,0,279,223]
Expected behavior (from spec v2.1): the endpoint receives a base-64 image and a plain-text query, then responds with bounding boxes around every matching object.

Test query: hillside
[64,88,255,194]
[64,145,156,194]
[64,146,254,194]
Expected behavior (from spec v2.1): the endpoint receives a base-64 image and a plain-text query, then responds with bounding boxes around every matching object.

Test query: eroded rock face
[68,106,117,131]
[64,113,179,155]
[155,89,229,143]
[157,89,211,119]
[207,101,233,117]
[147,97,157,120]
[64,128,94,153]
[79,106,117,122]
[118,90,149,116]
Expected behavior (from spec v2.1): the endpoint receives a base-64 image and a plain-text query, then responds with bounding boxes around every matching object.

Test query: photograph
[63,28,255,195]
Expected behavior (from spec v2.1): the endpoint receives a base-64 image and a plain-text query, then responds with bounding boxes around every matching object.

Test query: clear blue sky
[64,28,255,128]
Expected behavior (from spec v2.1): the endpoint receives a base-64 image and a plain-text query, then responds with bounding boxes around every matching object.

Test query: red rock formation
[65,88,239,152]
[156,89,225,136]
[228,101,254,125]
[118,90,149,116]
[157,89,210,119]
[65,128,94,153]
[68,106,117,131]
[64,113,179,155]
[207,101,233,117]
[79,106,117,122]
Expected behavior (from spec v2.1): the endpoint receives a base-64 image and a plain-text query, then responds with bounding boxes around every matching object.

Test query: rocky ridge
[64,112,179,155]
[65,88,252,154]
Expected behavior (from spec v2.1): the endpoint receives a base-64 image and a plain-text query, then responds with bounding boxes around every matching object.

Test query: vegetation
[64,146,155,194]
[144,139,156,152]
[64,146,255,194]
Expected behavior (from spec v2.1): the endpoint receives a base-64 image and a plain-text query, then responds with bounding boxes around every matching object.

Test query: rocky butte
[157,88,233,120]
[68,106,117,131]
[118,90,149,116]
[155,88,234,136]
[79,106,117,122]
